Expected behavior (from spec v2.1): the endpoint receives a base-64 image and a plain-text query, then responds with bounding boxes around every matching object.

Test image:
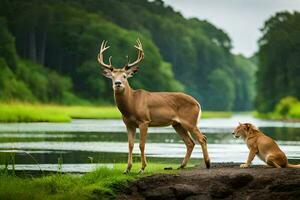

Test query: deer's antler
[126,39,144,68]
[98,40,113,70]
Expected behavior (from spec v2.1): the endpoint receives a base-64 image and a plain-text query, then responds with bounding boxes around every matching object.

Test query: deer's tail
[196,103,202,125]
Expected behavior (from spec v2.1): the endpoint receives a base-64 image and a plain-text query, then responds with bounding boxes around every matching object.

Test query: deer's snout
[115,80,122,86]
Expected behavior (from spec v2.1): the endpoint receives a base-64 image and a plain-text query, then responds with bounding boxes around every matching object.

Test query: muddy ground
[118,163,300,200]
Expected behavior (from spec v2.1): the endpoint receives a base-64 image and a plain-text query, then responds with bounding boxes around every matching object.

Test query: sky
[163,0,300,57]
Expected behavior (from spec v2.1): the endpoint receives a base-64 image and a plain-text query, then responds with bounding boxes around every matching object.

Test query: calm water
[0,115,299,172]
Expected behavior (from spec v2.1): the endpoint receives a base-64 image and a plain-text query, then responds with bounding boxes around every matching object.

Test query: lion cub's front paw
[240,163,250,168]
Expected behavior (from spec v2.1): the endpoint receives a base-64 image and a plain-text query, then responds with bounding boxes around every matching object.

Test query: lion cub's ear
[244,123,251,131]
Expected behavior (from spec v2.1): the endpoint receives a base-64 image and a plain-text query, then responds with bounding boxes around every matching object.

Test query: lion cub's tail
[287,163,300,168]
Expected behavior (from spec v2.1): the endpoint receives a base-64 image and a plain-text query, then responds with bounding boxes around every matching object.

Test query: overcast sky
[163,0,300,57]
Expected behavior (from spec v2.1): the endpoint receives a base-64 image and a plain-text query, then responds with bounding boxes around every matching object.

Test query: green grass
[0,163,178,200]
[0,102,232,123]
[0,103,71,122]
[0,103,121,122]
[201,111,232,118]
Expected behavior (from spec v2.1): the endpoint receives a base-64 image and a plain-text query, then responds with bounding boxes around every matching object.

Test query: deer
[97,39,210,173]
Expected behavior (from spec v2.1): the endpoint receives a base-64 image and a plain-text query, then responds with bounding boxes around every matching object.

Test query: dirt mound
[118,163,300,200]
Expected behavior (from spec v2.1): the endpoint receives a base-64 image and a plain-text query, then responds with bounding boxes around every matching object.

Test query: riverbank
[0,103,232,122]
[2,163,299,200]
[119,163,300,200]
[255,110,300,122]
[0,163,178,200]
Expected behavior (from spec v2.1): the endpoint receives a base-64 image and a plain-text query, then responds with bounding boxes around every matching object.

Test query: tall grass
[201,111,232,118]
[0,163,178,200]
[0,103,120,122]
[0,103,71,122]
[0,102,232,123]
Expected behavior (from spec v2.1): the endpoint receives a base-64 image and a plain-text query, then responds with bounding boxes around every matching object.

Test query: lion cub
[232,123,300,168]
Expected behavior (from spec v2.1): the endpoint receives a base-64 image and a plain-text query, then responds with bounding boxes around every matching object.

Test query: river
[0,114,299,172]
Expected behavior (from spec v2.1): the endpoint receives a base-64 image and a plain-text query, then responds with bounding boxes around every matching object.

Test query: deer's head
[97,39,144,93]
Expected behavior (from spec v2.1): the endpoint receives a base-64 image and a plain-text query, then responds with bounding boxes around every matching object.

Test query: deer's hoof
[138,169,144,174]
[177,165,185,170]
[205,159,211,169]
[123,168,130,174]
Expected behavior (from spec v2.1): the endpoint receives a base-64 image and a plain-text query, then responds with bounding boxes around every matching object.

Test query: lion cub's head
[232,123,258,139]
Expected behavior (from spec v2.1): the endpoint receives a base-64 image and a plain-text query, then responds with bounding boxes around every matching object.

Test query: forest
[256,11,300,116]
[0,0,256,111]
[1,0,299,116]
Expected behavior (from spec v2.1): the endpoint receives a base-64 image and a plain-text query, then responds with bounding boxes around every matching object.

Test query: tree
[256,11,300,112]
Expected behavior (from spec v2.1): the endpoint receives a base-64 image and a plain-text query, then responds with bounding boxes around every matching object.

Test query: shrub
[0,58,35,102]
[275,96,298,118]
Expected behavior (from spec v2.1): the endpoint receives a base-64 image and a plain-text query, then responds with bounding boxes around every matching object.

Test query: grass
[0,102,232,123]
[0,103,71,122]
[0,102,120,122]
[0,163,178,200]
[201,111,232,118]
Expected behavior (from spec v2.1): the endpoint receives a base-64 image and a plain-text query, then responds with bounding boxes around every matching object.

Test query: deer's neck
[114,82,134,116]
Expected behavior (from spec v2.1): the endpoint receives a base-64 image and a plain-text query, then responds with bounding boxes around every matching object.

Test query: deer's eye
[123,75,127,78]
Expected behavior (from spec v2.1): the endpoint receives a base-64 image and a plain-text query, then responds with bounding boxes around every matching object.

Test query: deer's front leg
[124,125,136,174]
[138,123,149,174]
[240,148,257,168]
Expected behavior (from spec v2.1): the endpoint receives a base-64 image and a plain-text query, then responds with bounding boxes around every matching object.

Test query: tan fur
[98,40,210,173]
[233,123,300,168]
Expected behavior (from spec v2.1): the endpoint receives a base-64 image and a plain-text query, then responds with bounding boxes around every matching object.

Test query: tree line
[0,0,256,111]
[256,11,300,113]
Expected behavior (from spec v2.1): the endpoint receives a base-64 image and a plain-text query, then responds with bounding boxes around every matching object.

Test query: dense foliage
[256,11,300,112]
[0,0,256,110]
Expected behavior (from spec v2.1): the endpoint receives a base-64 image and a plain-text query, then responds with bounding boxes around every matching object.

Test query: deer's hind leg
[181,121,210,169]
[191,127,210,168]
[173,123,195,168]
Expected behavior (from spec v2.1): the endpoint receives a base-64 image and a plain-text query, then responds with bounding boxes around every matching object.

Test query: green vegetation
[0,103,71,122]
[0,103,232,122]
[255,96,300,120]
[0,0,256,111]
[201,111,232,119]
[256,11,300,114]
[0,163,178,200]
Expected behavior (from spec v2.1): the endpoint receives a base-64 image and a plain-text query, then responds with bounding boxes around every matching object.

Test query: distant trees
[256,11,300,112]
[0,0,257,110]
[0,16,77,103]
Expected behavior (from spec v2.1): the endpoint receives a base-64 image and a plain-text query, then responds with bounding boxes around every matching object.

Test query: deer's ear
[102,68,113,78]
[125,66,139,78]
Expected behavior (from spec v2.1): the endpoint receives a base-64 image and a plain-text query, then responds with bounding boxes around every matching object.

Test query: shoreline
[119,163,300,200]
[1,163,300,199]
[0,103,232,123]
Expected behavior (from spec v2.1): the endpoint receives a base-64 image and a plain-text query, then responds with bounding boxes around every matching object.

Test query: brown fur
[232,123,300,168]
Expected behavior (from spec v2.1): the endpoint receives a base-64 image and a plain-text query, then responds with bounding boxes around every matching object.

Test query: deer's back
[131,90,201,127]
